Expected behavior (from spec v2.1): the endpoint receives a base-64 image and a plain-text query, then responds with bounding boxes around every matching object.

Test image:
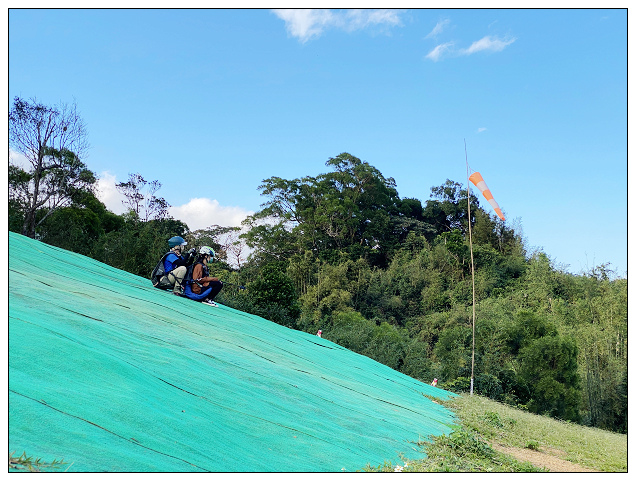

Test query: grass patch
[524,440,540,451]
[9,451,70,472]
[364,393,626,472]
[444,394,627,472]
[364,426,543,472]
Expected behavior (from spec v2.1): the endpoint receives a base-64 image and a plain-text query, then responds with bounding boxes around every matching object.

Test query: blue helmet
[168,236,187,248]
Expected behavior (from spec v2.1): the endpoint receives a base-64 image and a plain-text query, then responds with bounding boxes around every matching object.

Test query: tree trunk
[21,153,44,238]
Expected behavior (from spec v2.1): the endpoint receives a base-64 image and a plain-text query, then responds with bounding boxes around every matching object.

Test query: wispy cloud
[425,42,454,62]
[460,35,516,55]
[426,35,516,61]
[344,9,402,31]
[477,127,487,133]
[272,9,334,43]
[272,9,403,43]
[425,19,450,39]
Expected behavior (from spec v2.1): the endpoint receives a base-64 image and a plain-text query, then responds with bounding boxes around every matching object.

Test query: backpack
[151,253,171,288]
[183,262,206,289]
[174,262,207,297]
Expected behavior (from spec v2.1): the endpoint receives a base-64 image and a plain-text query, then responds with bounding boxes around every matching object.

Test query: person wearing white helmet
[183,246,223,307]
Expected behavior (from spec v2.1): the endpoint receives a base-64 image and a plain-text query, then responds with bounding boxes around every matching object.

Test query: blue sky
[8,8,627,277]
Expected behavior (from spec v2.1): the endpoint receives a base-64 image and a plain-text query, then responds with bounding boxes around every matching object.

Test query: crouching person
[184,246,223,307]
[155,236,195,295]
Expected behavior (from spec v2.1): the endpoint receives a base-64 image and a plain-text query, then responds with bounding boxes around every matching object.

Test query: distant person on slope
[184,246,223,307]
[155,236,195,295]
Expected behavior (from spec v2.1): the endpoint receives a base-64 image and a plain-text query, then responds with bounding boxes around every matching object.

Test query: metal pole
[465,140,476,396]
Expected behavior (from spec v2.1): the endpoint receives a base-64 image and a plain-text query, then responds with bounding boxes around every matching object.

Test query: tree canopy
[8,103,626,435]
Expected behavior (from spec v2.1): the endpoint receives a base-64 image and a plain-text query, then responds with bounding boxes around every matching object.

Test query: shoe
[202,299,218,307]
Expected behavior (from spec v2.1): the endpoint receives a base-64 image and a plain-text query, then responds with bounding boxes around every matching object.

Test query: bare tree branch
[9,97,93,238]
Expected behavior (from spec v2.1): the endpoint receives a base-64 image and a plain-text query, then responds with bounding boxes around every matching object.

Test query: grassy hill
[366,394,627,472]
[9,232,457,472]
[8,232,626,473]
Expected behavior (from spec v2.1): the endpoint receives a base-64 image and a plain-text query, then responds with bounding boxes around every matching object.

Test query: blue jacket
[163,252,185,274]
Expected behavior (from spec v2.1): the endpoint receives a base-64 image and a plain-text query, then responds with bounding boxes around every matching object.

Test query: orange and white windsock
[468,172,505,221]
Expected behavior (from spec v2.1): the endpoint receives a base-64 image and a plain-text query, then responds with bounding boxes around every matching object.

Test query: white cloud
[95,171,128,215]
[477,127,487,133]
[169,198,253,231]
[425,19,450,39]
[272,9,334,43]
[460,35,516,55]
[425,35,515,61]
[9,149,31,170]
[94,171,253,229]
[425,42,454,62]
[272,8,402,43]
[344,9,402,31]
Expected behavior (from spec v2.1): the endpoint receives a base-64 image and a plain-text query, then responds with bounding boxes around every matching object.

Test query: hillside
[444,394,627,472]
[8,232,457,472]
[365,393,627,472]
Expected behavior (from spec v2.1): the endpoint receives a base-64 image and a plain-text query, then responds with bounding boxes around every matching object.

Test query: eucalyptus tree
[115,172,170,222]
[9,97,94,238]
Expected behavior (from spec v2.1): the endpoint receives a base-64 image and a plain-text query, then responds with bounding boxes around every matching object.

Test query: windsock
[468,172,505,221]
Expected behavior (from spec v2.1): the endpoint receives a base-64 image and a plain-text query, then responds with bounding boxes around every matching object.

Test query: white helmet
[199,246,215,258]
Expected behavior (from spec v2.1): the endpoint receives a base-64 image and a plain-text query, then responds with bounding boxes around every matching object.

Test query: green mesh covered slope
[9,232,457,472]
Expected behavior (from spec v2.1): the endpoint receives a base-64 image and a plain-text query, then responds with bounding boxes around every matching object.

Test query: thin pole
[465,139,476,396]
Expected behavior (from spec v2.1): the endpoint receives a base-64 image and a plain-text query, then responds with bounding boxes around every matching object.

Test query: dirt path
[491,443,600,472]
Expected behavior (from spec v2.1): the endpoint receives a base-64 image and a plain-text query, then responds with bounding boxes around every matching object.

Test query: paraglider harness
[151,250,194,290]
[151,252,172,289]
[183,260,207,292]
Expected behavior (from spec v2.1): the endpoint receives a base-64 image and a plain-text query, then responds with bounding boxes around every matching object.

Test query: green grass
[449,394,627,472]
[9,451,70,472]
[364,426,545,472]
[365,394,627,472]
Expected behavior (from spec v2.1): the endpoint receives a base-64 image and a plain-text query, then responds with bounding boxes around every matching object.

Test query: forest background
[9,97,627,434]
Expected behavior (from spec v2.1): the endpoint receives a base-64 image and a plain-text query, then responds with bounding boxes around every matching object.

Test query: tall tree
[9,97,94,238]
[423,179,481,236]
[115,172,170,222]
[245,153,412,266]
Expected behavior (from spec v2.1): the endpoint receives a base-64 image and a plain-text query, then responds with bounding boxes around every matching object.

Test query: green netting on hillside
[9,232,457,472]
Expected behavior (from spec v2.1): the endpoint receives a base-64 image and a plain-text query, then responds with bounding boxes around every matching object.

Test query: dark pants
[184,280,223,302]
[204,280,223,301]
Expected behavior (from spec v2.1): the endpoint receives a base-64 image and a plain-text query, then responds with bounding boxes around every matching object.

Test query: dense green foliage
[9,126,626,434]
[225,153,627,432]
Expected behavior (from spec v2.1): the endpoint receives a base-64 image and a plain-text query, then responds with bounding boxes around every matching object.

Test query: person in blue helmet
[184,246,223,307]
[155,236,196,295]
